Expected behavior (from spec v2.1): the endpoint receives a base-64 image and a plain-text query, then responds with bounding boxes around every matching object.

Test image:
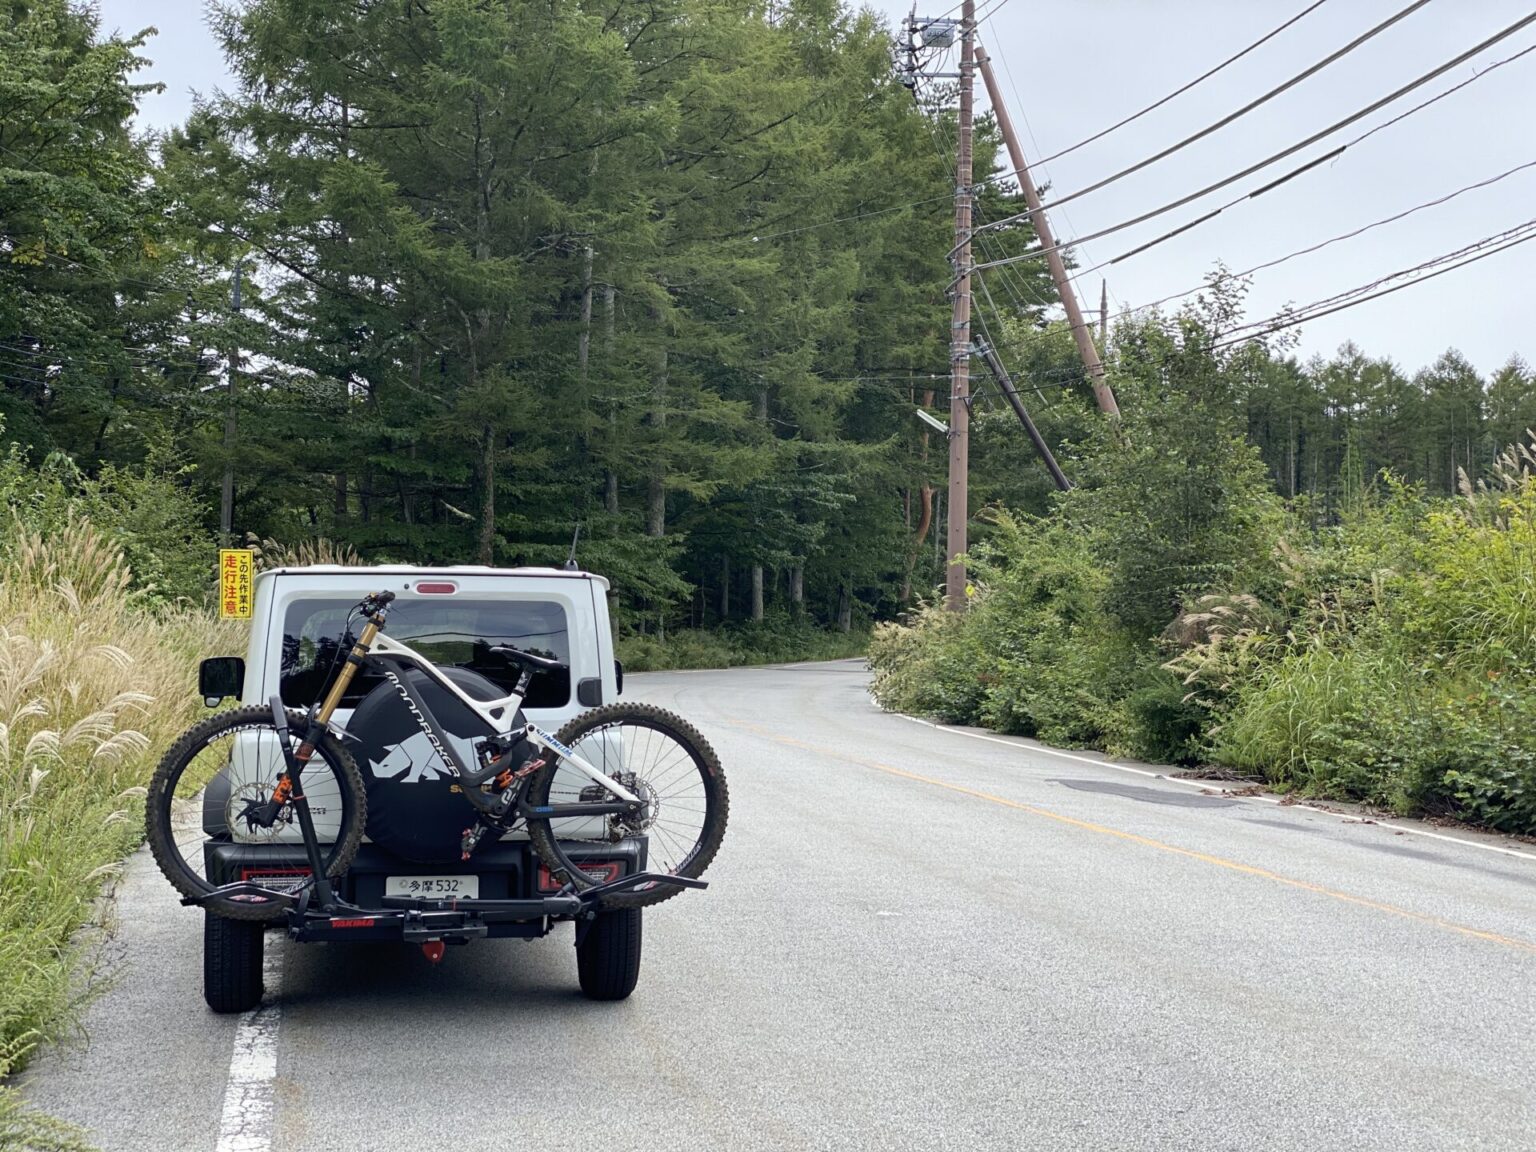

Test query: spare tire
[347,666,526,863]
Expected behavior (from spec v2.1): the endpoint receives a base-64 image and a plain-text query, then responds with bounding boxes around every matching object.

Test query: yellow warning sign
[219,549,255,620]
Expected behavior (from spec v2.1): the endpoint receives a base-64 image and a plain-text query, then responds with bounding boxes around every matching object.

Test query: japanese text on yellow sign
[219,549,255,620]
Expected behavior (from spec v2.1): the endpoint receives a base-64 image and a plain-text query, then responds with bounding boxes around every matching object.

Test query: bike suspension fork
[269,696,338,909]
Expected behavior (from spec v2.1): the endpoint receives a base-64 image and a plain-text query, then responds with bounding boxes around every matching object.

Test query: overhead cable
[1112,156,1536,322]
[971,14,1536,264]
[1209,224,1536,351]
[1031,0,1336,167]
[1035,0,1436,213]
[1089,39,1536,278]
[1220,217,1536,336]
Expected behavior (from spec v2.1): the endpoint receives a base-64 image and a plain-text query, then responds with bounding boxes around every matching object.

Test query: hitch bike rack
[182,871,707,953]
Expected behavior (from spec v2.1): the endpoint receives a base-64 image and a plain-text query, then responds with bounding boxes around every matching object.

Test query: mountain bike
[146,590,727,922]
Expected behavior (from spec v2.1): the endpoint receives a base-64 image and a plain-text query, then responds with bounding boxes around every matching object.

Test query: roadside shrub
[1120,670,1206,765]
[868,603,986,724]
[0,1086,94,1152]
[869,314,1536,832]
[871,512,1149,745]
[617,629,740,672]
[1204,474,1536,830]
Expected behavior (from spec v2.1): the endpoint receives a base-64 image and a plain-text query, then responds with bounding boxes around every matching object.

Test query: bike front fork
[269,695,339,910]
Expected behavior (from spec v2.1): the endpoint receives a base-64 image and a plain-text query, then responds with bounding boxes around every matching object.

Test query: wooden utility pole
[1099,279,1109,345]
[946,0,975,611]
[974,39,1119,418]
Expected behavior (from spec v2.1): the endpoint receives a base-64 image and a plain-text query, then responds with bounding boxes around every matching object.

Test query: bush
[869,605,987,724]
[0,437,215,604]
[1203,476,1536,830]
[871,512,1158,747]
[1120,670,1206,765]
[0,1086,94,1152]
[868,309,1536,832]
[617,629,741,672]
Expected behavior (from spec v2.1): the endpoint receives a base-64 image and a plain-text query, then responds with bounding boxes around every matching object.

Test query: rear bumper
[204,839,646,939]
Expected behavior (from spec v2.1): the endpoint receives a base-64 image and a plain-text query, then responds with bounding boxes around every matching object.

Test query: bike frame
[360,631,641,805]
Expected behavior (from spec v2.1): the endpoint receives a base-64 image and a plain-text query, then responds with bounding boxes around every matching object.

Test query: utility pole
[1099,279,1109,345]
[974,39,1119,418]
[945,0,975,611]
[221,258,243,546]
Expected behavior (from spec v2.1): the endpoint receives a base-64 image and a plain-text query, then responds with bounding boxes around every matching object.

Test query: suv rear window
[278,597,571,710]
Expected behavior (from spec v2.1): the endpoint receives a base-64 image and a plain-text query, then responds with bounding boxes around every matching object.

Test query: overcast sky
[101,0,1535,376]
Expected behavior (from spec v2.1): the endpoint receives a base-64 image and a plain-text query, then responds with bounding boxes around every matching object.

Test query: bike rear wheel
[145,706,366,921]
[525,703,728,909]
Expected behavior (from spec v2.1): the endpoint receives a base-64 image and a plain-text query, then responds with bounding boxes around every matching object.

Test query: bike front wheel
[145,706,366,921]
[525,703,728,908]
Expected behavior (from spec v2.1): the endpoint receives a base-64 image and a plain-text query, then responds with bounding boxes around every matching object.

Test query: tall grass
[0,516,238,1084]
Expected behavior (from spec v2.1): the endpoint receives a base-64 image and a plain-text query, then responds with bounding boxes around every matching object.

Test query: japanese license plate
[384,875,480,899]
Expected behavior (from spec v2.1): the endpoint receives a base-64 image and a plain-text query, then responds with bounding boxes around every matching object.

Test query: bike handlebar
[360,589,396,616]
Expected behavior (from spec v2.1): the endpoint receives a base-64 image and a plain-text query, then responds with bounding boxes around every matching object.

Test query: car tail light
[537,861,622,892]
[240,867,311,893]
[414,581,457,595]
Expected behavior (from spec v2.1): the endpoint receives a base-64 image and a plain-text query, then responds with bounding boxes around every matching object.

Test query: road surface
[20,660,1536,1151]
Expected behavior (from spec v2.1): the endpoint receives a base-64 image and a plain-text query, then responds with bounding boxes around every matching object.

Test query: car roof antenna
[564,522,582,571]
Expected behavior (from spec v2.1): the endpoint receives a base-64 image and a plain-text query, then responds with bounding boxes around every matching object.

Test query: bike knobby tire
[525,702,728,909]
[146,706,366,921]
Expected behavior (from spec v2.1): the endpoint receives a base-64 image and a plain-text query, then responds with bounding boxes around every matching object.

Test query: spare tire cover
[348,665,523,863]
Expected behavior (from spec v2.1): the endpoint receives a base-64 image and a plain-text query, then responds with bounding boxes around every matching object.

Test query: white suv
[197,565,644,1010]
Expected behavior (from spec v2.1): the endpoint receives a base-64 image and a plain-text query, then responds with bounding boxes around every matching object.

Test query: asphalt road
[20,660,1536,1151]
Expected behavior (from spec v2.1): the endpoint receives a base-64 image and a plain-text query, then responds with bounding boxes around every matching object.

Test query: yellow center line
[727,719,1536,956]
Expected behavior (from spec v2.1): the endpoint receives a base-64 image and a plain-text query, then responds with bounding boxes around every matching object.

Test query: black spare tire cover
[348,665,524,863]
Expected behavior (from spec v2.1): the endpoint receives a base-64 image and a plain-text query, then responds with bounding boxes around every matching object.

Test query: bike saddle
[489,644,567,672]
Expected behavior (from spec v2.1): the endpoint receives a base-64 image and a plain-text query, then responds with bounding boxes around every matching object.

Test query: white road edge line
[215,942,283,1152]
[893,711,1536,865]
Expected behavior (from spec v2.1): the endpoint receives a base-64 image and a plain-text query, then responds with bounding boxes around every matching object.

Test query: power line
[918,74,1057,321]
[1221,217,1536,335]
[1210,223,1536,351]
[993,45,1104,277]
[1031,0,1336,168]
[1087,39,1536,281]
[913,66,1098,409]
[972,15,1536,267]
[741,0,1274,251]
[910,68,1078,417]
[1111,156,1536,322]
[1036,0,1436,213]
